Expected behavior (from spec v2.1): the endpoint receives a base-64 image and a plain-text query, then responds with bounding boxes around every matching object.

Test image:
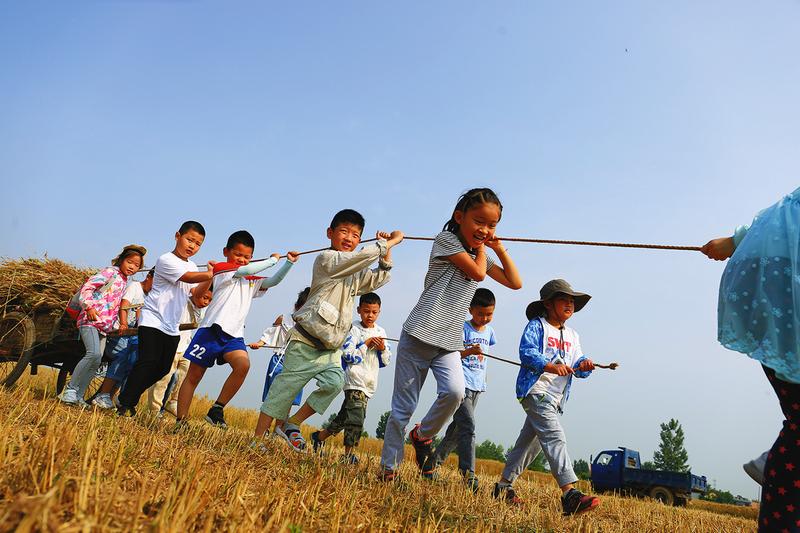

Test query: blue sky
[2,1,798,498]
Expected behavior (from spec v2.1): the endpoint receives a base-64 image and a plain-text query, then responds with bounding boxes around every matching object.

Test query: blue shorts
[184,324,247,368]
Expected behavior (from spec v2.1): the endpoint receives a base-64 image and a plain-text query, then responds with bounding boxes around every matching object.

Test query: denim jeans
[66,326,107,398]
[502,393,577,487]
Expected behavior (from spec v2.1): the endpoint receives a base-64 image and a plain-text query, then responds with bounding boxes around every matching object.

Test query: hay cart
[0,307,90,392]
[0,258,104,393]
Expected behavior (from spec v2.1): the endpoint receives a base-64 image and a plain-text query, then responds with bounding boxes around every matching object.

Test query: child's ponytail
[443,188,504,234]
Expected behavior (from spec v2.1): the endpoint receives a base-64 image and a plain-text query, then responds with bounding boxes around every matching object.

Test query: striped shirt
[403,231,496,352]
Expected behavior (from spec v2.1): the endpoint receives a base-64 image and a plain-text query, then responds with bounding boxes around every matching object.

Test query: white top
[258,319,294,356]
[199,270,267,338]
[139,252,198,336]
[177,301,205,355]
[530,320,583,406]
[403,231,496,352]
[342,321,391,398]
[118,281,145,328]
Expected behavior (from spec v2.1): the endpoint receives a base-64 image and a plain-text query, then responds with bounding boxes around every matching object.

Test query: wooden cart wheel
[0,311,36,388]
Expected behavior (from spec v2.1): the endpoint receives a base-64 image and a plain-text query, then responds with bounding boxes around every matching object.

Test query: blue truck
[590,447,708,506]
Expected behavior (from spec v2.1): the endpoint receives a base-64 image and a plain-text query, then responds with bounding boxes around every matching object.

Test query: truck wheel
[675,497,688,507]
[649,486,675,506]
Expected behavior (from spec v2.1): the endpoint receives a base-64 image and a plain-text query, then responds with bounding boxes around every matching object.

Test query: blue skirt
[718,187,800,384]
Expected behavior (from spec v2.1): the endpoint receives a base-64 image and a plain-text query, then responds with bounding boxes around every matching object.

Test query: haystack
[0,258,96,342]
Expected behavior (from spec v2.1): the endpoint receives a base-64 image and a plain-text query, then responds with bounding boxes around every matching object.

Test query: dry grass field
[0,372,757,532]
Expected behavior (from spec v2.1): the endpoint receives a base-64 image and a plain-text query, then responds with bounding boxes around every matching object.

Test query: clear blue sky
[2,1,798,499]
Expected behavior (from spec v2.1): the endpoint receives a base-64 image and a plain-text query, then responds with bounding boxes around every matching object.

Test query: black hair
[330,209,365,232]
[443,188,503,234]
[179,220,206,237]
[226,230,255,251]
[294,287,311,311]
[112,247,145,268]
[470,288,496,308]
[359,292,382,307]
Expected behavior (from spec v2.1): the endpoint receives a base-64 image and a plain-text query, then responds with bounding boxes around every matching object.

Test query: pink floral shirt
[77,266,129,334]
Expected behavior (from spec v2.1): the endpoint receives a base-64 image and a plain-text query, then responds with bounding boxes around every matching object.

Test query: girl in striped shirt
[379,188,523,480]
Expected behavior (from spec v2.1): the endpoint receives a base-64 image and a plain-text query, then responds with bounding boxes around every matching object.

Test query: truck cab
[591,447,707,506]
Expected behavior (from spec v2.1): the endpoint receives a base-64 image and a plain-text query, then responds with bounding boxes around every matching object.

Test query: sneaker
[341,453,359,465]
[409,424,433,471]
[493,482,523,505]
[275,424,306,452]
[310,431,325,454]
[204,405,227,429]
[463,471,480,494]
[743,451,768,486]
[378,467,397,482]
[59,388,79,405]
[561,488,600,516]
[92,393,115,410]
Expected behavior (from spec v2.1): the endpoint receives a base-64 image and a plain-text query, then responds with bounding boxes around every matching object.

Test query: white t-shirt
[139,252,198,336]
[199,266,267,338]
[258,319,294,356]
[118,281,145,328]
[530,320,583,405]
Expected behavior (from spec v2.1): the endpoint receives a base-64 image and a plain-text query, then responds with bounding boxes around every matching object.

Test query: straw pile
[0,258,95,316]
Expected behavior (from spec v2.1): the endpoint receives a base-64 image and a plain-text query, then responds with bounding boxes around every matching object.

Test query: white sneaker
[92,393,115,410]
[59,388,79,405]
[743,451,768,486]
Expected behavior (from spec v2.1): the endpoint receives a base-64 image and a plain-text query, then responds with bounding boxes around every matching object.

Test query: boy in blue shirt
[425,288,496,491]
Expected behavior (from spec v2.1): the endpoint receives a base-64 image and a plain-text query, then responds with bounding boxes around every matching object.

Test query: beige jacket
[291,240,391,350]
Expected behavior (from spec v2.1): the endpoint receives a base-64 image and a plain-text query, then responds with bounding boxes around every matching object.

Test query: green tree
[375,411,390,439]
[653,418,690,472]
[527,453,548,472]
[700,485,736,504]
[475,440,506,462]
[322,412,338,430]
[573,459,590,480]
[642,460,656,470]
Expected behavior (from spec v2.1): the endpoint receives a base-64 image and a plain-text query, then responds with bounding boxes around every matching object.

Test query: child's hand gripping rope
[381,337,618,371]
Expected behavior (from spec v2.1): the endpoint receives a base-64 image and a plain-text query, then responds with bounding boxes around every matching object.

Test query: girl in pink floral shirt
[60,245,147,406]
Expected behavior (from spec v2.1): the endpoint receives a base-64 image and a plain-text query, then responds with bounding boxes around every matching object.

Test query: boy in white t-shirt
[310,292,391,463]
[492,279,600,516]
[116,221,215,416]
[176,230,298,429]
[146,286,212,415]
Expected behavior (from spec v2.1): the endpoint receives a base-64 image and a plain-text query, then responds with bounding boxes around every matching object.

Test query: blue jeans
[66,326,107,398]
[502,393,577,487]
[105,335,139,385]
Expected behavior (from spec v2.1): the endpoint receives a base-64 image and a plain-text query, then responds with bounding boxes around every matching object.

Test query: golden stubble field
[0,372,757,532]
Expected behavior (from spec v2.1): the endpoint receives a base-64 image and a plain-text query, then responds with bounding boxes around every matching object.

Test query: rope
[382,337,617,370]
[234,234,700,269]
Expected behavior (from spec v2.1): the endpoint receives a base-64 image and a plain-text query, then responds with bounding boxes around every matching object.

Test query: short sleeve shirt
[139,252,198,335]
[461,321,496,392]
[199,262,268,338]
[120,282,145,328]
[403,231,496,352]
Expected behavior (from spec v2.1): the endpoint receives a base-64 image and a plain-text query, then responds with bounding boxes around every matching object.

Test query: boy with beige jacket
[253,209,403,451]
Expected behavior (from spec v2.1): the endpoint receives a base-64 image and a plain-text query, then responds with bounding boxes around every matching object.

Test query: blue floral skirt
[718,188,800,384]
